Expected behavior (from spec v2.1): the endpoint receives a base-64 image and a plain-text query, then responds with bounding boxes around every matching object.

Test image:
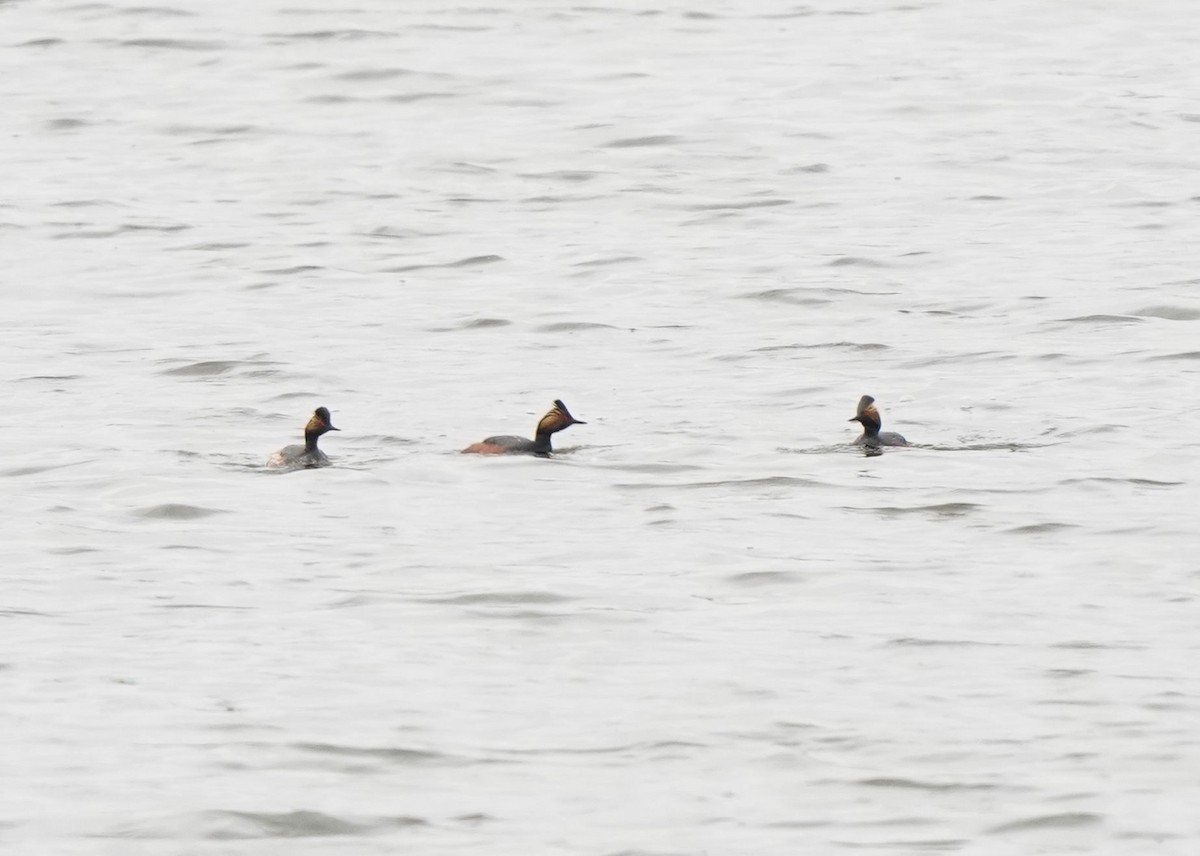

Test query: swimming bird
[462,399,585,456]
[849,395,907,448]
[267,406,340,468]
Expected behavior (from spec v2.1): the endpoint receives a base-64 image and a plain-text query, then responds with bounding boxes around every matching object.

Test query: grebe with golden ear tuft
[848,395,907,448]
[462,399,585,456]
[267,406,340,468]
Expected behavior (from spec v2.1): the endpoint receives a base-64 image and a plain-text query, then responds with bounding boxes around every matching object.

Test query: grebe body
[268,406,340,468]
[849,395,907,448]
[463,400,585,456]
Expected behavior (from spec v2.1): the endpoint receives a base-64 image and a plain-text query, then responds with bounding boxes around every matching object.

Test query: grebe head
[306,407,340,437]
[848,395,882,433]
[537,399,586,435]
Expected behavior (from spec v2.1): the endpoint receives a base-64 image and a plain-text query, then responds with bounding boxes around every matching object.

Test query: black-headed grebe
[267,406,340,468]
[462,399,585,456]
[849,395,907,448]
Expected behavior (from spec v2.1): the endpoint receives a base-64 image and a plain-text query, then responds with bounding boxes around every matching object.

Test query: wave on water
[292,742,465,766]
[601,134,682,148]
[857,776,1004,792]
[1005,522,1078,535]
[135,503,227,520]
[522,193,605,204]
[535,321,623,332]
[266,29,400,41]
[827,256,887,267]
[724,570,806,587]
[113,38,222,51]
[851,502,980,518]
[1057,314,1143,325]
[755,340,890,351]
[1145,350,1200,361]
[1130,305,1200,321]
[97,809,428,840]
[44,117,89,131]
[334,67,415,81]
[685,198,792,211]
[417,590,574,606]
[570,255,642,267]
[160,359,279,378]
[595,463,703,474]
[522,169,606,182]
[2,461,88,477]
[432,317,511,330]
[386,254,503,273]
[55,222,190,239]
[617,475,832,491]
[987,812,1103,834]
[901,351,1017,368]
[889,637,1012,647]
[778,444,866,455]
[918,441,1055,452]
[740,288,834,306]
[1059,477,1182,488]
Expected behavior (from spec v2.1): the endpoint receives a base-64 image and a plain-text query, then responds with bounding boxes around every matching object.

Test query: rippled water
[4,0,1199,853]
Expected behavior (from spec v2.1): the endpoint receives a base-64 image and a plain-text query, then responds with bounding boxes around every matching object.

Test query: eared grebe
[267,406,340,468]
[849,395,907,448]
[462,399,585,456]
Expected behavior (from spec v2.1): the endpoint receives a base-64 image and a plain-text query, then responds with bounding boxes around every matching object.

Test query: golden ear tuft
[537,399,584,433]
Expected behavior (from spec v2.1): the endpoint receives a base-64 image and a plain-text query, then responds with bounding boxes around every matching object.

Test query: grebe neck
[531,429,554,454]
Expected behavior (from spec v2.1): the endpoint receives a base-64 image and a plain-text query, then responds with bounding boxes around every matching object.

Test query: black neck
[532,429,554,453]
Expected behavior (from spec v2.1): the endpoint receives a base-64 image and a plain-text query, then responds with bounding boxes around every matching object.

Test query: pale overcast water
[3,0,1199,853]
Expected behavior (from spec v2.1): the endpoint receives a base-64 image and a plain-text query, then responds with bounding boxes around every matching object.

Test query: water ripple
[1146,350,1200,361]
[726,571,805,587]
[890,638,1009,648]
[100,809,427,840]
[269,30,399,41]
[386,254,503,273]
[1005,522,1078,534]
[522,169,605,182]
[618,476,830,491]
[135,504,227,520]
[741,288,833,306]
[858,777,1002,792]
[293,742,465,766]
[853,502,980,518]
[161,358,278,377]
[461,317,511,329]
[113,38,223,51]
[535,321,622,332]
[1133,305,1200,320]
[686,198,792,211]
[1060,477,1182,488]
[420,591,574,606]
[828,256,886,267]
[602,135,682,148]
[1059,314,1142,325]
[987,812,1102,834]
[334,67,414,81]
[2,461,87,477]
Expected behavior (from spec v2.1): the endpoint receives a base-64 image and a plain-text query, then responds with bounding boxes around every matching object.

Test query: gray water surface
[4,1,1199,853]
